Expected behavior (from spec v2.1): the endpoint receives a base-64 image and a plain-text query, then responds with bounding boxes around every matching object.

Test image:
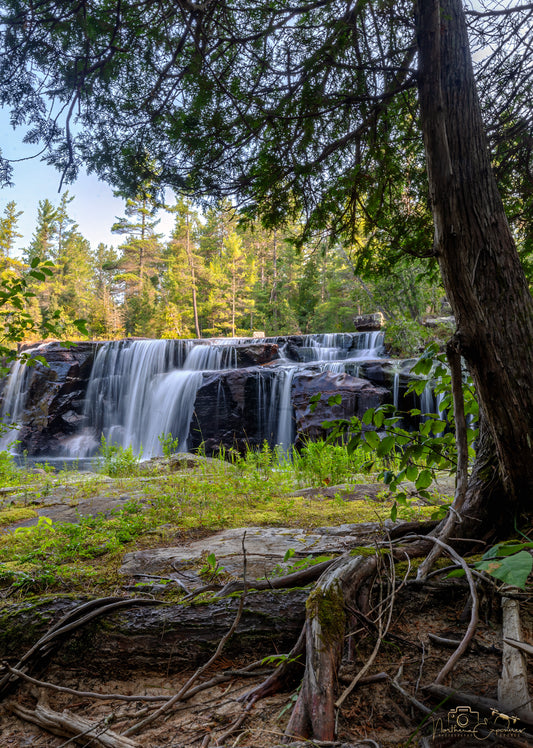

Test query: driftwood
[499,596,532,719]
[0,590,307,674]
[7,699,140,747]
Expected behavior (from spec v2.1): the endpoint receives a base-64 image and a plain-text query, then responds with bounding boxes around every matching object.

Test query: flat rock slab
[120,522,393,585]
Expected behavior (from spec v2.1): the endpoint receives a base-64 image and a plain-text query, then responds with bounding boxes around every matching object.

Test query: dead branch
[6,700,140,747]
[405,534,479,684]
[0,661,270,704]
[123,532,249,737]
[0,597,162,696]
[499,596,533,718]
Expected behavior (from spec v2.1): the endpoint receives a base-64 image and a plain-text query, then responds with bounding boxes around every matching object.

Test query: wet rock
[6,341,102,456]
[292,370,389,442]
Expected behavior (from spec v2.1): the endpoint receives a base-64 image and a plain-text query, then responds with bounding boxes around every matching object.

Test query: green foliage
[158,432,180,458]
[292,439,376,487]
[98,435,141,477]
[319,344,478,520]
[449,542,533,590]
[0,447,19,484]
[384,318,430,357]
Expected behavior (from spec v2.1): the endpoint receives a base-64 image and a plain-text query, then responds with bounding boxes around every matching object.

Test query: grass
[0,441,447,598]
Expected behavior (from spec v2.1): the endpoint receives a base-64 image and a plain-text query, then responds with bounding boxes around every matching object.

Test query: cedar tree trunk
[416,0,533,531]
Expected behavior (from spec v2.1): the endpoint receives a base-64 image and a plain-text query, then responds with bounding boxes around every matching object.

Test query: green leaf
[283,548,295,563]
[390,502,397,522]
[446,569,466,579]
[405,465,418,481]
[327,393,342,406]
[415,469,432,490]
[364,431,380,449]
[373,410,384,428]
[377,435,395,456]
[362,408,374,426]
[476,551,532,589]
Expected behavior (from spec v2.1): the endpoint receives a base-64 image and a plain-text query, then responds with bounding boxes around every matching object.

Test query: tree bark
[0,591,307,675]
[416,0,533,527]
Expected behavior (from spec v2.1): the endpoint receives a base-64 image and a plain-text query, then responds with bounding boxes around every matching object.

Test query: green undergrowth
[0,442,447,599]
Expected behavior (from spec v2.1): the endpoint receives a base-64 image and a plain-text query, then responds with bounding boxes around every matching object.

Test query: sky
[0,109,175,259]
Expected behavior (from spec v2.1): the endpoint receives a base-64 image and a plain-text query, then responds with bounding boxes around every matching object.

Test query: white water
[0,359,29,450]
[76,332,387,457]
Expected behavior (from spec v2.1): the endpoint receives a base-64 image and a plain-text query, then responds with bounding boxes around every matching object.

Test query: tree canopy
[0,1,531,249]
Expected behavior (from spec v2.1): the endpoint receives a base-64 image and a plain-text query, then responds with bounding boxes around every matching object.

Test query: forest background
[0,189,443,351]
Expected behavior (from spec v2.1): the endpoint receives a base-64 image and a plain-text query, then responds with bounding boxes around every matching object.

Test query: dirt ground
[1,575,531,748]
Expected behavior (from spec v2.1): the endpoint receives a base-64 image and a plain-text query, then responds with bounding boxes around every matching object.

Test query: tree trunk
[416,0,533,527]
[0,591,307,676]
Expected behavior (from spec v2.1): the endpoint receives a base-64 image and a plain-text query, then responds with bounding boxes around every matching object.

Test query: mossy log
[0,590,307,675]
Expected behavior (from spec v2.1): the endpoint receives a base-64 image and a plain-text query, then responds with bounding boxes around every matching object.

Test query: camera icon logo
[448,706,479,730]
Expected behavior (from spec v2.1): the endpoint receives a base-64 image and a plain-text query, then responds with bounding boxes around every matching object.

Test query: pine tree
[0,201,23,261]
[24,199,58,264]
[164,197,204,338]
[112,186,163,335]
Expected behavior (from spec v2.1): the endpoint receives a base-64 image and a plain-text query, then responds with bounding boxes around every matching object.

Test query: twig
[390,668,432,715]
[405,534,479,684]
[124,532,249,738]
[212,698,256,746]
[0,662,269,704]
[7,701,139,747]
[335,547,399,709]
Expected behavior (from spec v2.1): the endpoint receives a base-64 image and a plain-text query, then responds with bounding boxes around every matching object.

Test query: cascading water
[64,331,387,458]
[0,358,31,451]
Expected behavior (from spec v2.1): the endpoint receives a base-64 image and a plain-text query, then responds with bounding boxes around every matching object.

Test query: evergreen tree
[112,186,163,335]
[0,201,22,261]
[164,197,204,338]
[25,199,58,264]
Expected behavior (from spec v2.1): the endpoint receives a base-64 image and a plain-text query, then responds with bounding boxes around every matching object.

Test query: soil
[1,574,531,747]
[1,466,531,747]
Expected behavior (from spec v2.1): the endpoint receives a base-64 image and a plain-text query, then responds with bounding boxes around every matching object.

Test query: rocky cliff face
[8,342,98,455]
[1,336,399,457]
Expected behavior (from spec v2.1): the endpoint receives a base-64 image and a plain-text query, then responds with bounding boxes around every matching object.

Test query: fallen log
[0,590,307,675]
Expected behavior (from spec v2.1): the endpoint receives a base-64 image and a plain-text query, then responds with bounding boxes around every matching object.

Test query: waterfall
[0,358,31,451]
[393,372,400,409]
[61,331,388,459]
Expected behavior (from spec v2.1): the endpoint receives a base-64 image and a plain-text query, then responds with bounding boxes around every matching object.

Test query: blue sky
[0,109,175,258]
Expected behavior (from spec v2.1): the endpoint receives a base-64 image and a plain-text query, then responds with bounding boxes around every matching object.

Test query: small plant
[0,447,19,485]
[98,435,141,477]
[158,432,180,458]
[200,551,226,579]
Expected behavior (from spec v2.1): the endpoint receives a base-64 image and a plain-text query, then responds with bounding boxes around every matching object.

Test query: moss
[0,506,38,527]
[349,546,387,558]
[306,583,345,648]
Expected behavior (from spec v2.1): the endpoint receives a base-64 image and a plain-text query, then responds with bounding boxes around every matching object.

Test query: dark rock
[10,341,101,455]
[353,312,384,331]
[234,343,279,367]
[292,369,389,442]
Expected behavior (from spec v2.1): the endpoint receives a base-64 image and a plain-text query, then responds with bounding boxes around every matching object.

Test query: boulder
[11,342,100,455]
[292,369,389,441]
[353,312,384,331]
